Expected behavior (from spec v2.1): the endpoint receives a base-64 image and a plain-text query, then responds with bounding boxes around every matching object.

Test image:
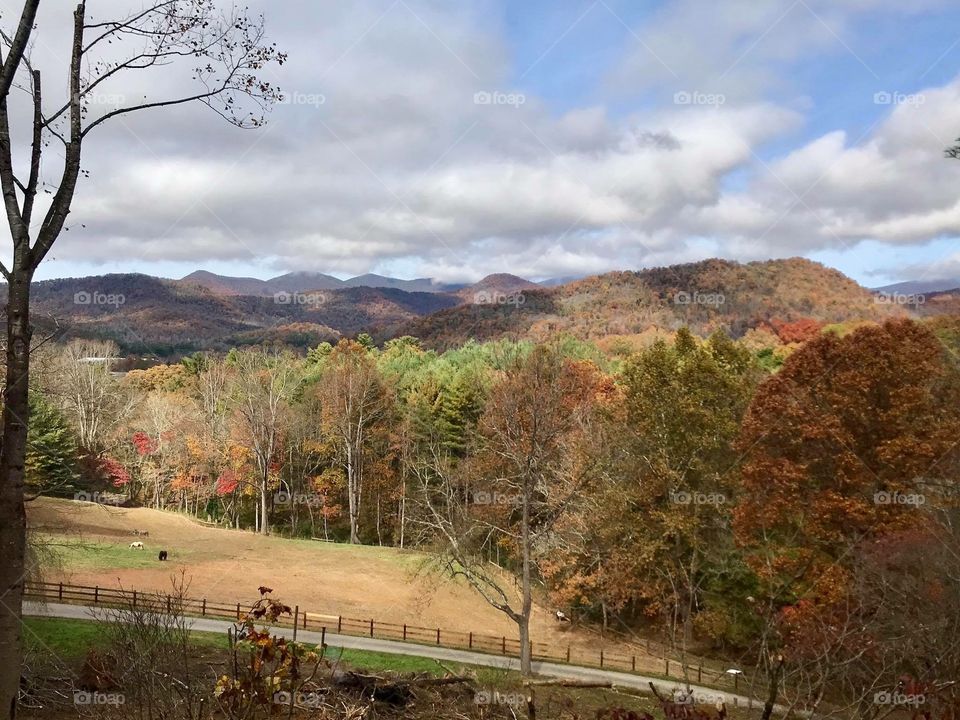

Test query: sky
[4,0,960,286]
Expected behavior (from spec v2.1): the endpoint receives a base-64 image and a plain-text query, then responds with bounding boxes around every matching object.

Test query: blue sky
[10,0,960,287]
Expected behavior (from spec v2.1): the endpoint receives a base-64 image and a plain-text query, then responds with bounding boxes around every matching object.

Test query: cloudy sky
[5,0,960,285]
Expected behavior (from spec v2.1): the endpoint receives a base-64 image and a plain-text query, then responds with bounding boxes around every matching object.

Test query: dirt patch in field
[29,498,646,663]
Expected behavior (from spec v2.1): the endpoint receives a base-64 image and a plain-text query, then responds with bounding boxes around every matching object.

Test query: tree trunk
[519,482,533,676]
[0,268,32,720]
[346,443,359,544]
[761,655,785,720]
[260,471,269,535]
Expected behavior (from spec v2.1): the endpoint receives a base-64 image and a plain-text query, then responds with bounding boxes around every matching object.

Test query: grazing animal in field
[129,541,143,549]
[132,529,149,537]
[555,610,570,622]
[158,550,168,561]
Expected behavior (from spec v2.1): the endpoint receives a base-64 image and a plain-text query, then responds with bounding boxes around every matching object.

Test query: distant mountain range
[15,260,958,358]
[178,269,552,295]
[873,278,960,295]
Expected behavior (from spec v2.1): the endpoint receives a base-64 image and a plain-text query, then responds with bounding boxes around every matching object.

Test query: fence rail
[23,580,742,692]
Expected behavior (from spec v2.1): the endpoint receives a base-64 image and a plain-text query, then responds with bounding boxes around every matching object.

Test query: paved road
[24,601,767,711]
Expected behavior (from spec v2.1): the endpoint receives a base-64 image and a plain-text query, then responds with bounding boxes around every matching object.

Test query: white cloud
[3,0,960,284]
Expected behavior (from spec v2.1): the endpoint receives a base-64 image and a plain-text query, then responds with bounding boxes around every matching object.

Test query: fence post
[293,606,299,642]
[632,655,636,672]
[201,598,206,616]
[166,595,171,614]
[236,602,241,621]
[403,624,407,641]
[469,632,473,649]
[436,628,440,645]
[320,627,326,647]
[502,636,506,655]
[58,582,63,602]
[133,590,137,608]
[94,586,99,604]
[600,650,604,668]
[665,659,670,676]
[338,616,342,633]
[369,619,374,638]
[302,612,307,630]
[566,645,570,663]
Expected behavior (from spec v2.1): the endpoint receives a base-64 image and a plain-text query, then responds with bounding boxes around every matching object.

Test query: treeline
[27,319,960,716]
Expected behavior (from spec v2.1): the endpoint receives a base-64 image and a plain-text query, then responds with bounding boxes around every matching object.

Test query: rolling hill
[26,274,459,357]
[396,258,912,349]
[16,259,951,358]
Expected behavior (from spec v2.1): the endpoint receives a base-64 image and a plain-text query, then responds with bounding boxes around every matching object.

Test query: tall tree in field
[227,349,299,535]
[543,330,760,651]
[316,340,391,544]
[415,346,604,675]
[51,340,132,454]
[733,318,960,719]
[0,6,282,704]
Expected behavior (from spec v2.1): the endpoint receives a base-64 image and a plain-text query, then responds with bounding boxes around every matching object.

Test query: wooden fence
[23,580,744,692]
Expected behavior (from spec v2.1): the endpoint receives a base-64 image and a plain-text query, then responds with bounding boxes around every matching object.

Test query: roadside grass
[23,617,765,718]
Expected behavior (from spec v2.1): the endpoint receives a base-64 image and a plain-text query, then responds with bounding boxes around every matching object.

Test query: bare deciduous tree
[413,346,599,675]
[0,3,283,714]
[227,348,299,534]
